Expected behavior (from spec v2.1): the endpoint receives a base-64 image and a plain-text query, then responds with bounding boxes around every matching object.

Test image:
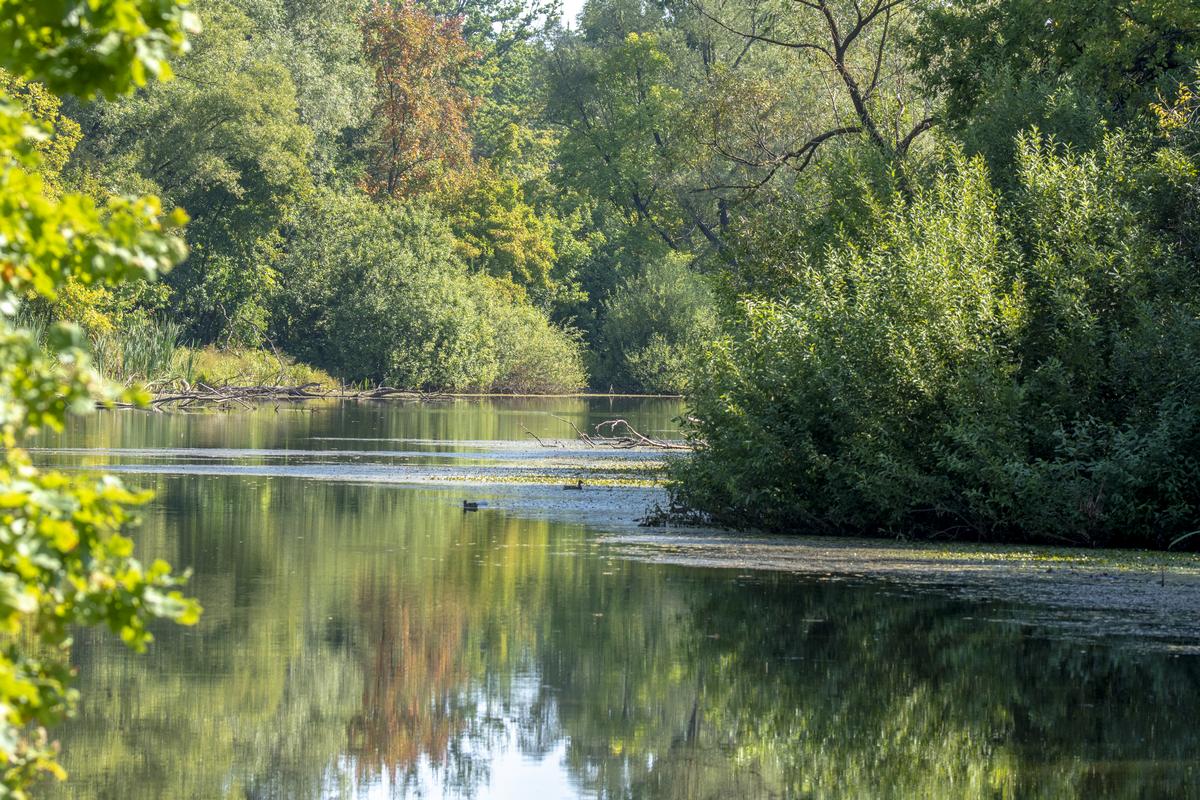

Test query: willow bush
[599,253,716,393]
[676,132,1200,548]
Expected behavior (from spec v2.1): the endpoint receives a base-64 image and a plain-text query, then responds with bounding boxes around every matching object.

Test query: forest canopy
[10,0,1200,545]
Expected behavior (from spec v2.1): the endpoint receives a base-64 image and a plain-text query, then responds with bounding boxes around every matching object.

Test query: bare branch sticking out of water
[527,417,691,451]
[593,419,690,450]
[550,415,595,447]
[521,424,564,448]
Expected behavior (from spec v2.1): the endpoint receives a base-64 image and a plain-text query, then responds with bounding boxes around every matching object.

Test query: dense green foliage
[908,0,1200,170]
[678,135,1200,545]
[41,0,589,392]
[70,0,317,343]
[0,0,200,792]
[273,188,585,391]
[600,253,715,393]
[19,0,736,394]
[671,1,1200,546]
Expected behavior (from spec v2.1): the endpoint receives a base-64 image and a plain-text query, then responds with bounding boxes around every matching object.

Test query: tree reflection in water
[36,401,1200,799]
[348,576,475,790]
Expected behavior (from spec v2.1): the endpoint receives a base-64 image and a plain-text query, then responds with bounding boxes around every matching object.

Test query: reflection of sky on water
[351,681,583,800]
[350,744,579,800]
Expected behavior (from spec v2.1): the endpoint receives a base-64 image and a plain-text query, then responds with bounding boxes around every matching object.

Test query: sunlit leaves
[0,0,199,99]
[909,0,1200,169]
[0,447,202,791]
[446,161,561,297]
[272,187,586,392]
[677,129,1200,545]
[0,0,200,792]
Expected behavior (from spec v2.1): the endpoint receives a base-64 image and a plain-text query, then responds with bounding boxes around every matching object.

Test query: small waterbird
[563,480,585,490]
[462,500,489,511]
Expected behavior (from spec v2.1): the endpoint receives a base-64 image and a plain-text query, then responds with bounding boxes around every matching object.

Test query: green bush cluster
[272,188,585,393]
[598,253,716,393]
[676,133,1200,548]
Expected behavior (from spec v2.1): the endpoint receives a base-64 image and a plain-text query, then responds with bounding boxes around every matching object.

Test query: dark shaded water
[35,399,1200,798]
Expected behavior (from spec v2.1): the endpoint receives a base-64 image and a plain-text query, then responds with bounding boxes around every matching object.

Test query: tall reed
[94,318,183,385]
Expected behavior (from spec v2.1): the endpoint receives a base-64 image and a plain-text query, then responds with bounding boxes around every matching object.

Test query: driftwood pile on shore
[115,382,443,411]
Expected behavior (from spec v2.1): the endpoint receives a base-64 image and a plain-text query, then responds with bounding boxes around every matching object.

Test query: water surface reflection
[39,399,1200,798]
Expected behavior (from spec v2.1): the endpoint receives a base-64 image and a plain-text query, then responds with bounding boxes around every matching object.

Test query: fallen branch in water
[521,424,563,448]
[111,382,447,410]
[593,419,690,450]
[550,414,593,445]
[529,417,690,450]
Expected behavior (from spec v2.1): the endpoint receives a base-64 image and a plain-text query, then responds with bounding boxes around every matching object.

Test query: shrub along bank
[675,132,1200,549]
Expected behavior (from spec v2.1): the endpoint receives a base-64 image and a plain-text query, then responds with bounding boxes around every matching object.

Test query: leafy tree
[687,0,934,169]
[70,0,314,345]
[0,70,124,336]
[545,15,699,253]
[908,0,1200,169]
[427,0,559,157]
[0,0,200,792]
[242,0,373,176]
[0,71,80,198]
[443,140,591,310]
[541,0,941,392]
[547,0,933,261]
[600,252,716,392]
[360,0,479,198]
[430,0,595,313]
[448,164,560,295]
[272,187,585,391]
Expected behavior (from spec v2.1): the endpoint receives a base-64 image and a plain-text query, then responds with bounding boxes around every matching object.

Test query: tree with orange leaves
[361,0,479,198]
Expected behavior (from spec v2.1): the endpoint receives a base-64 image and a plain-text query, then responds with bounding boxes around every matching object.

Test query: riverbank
[113,380,683,409]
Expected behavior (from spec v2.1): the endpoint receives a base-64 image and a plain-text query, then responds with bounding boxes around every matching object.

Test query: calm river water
[33,398,1200,798]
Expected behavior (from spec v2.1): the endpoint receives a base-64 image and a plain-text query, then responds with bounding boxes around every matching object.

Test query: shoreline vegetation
[79,322,685,411]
